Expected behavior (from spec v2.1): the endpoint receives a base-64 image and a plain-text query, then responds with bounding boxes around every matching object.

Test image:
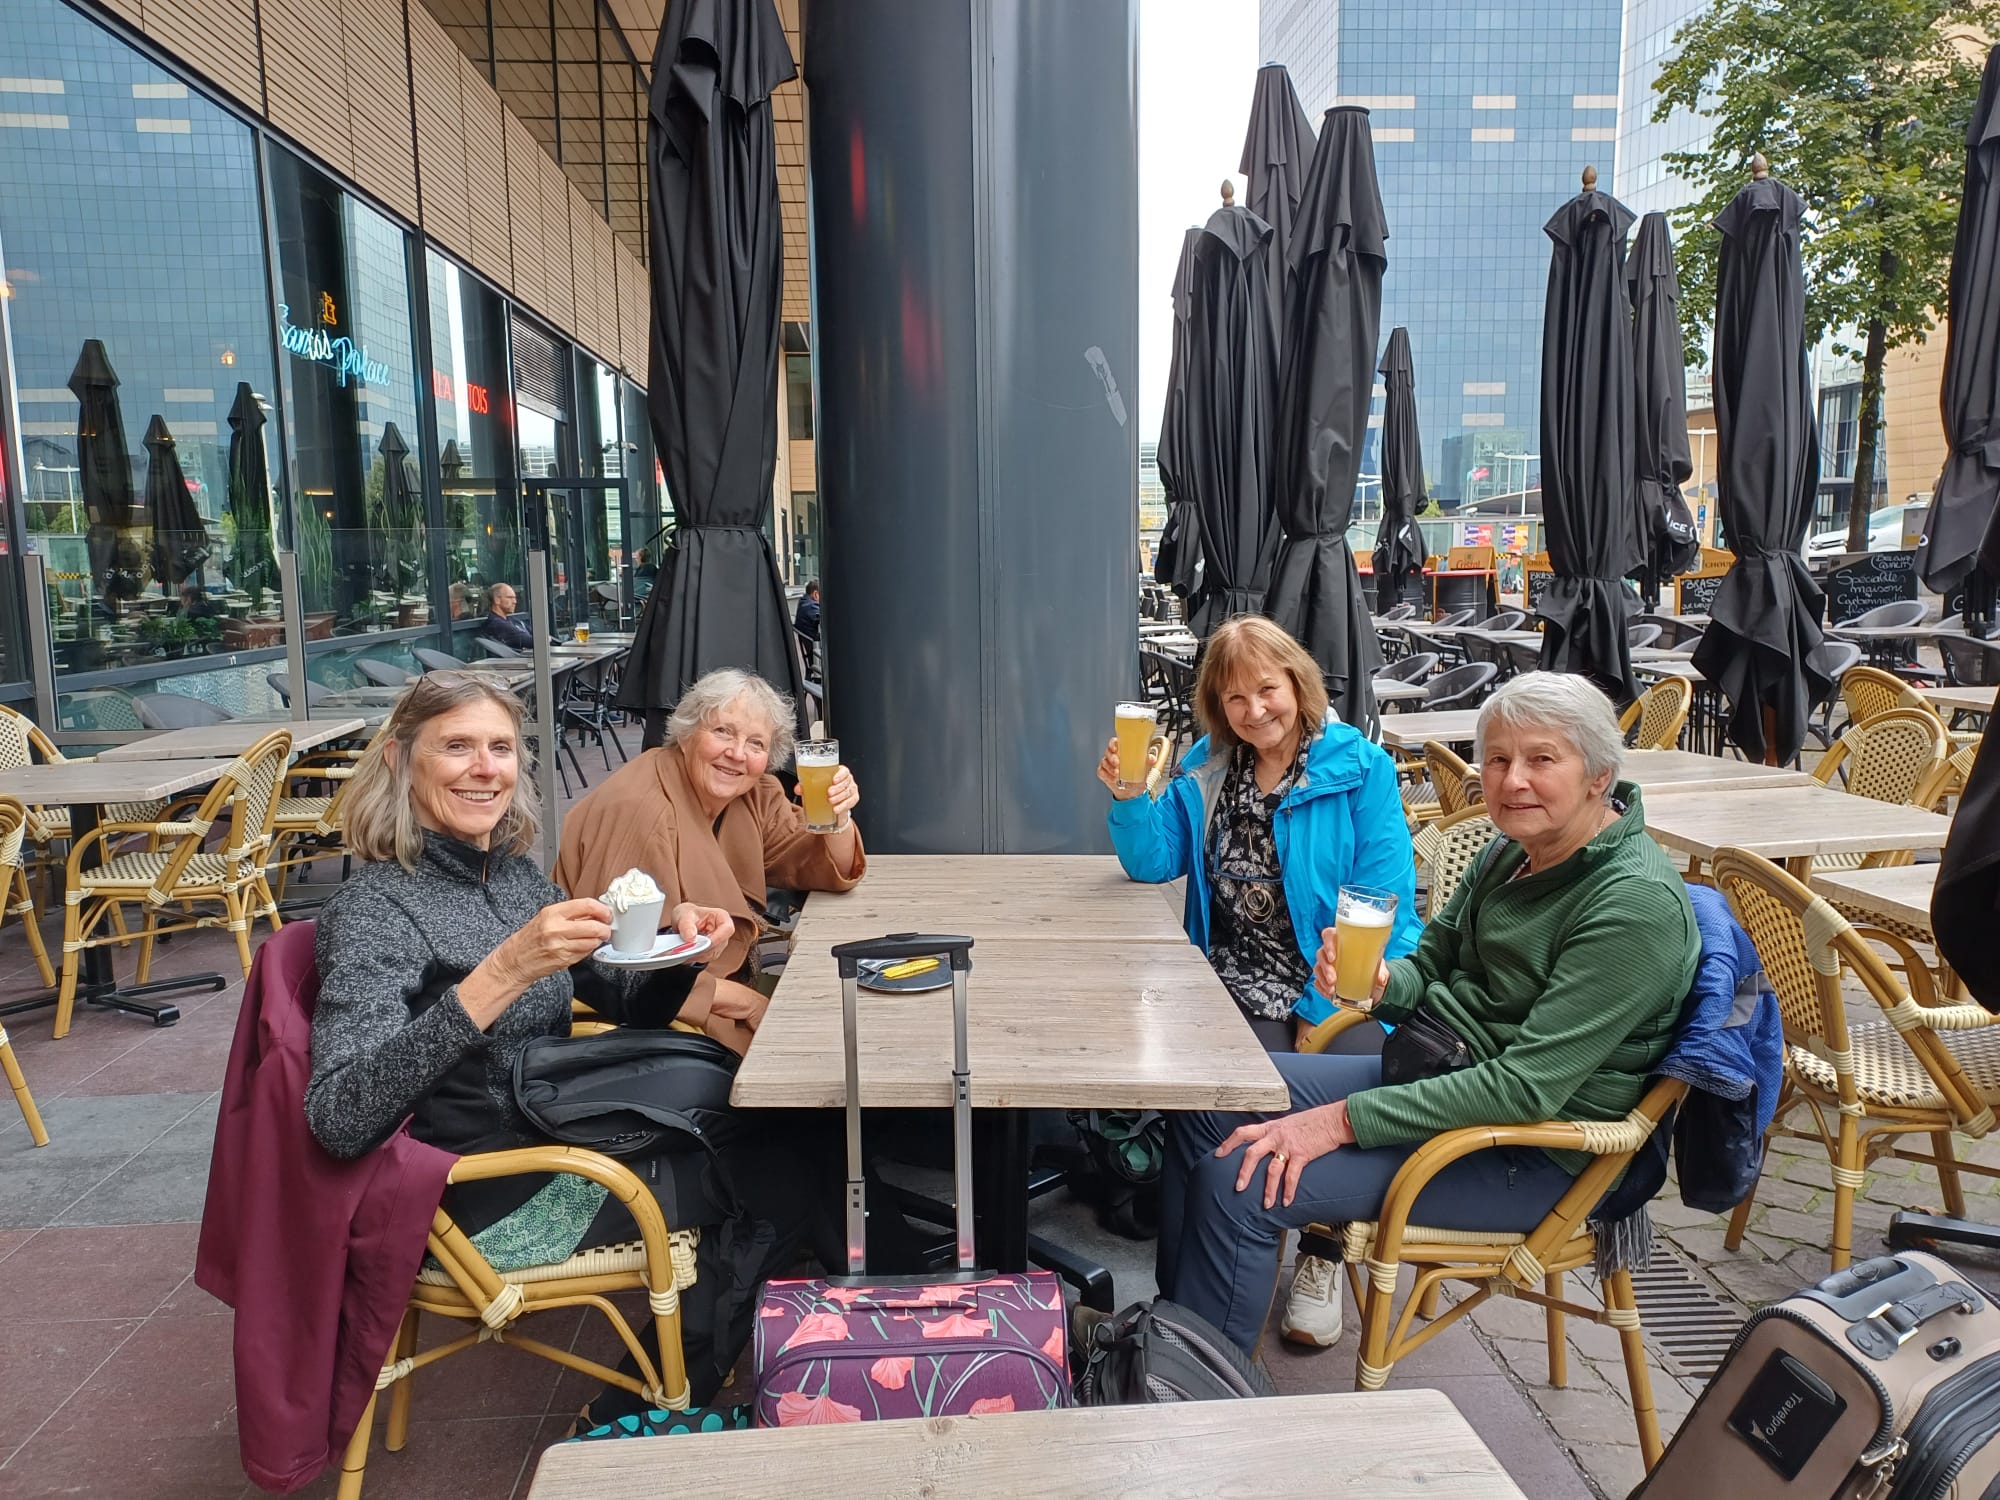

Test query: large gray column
[805,0,1139,854]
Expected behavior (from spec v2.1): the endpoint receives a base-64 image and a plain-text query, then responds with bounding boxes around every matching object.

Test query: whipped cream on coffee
[603,867,662,913]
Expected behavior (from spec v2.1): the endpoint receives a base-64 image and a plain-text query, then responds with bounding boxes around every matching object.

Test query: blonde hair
[341,673,541,870]
[664,668,797,771]
[1194,615,1330,751]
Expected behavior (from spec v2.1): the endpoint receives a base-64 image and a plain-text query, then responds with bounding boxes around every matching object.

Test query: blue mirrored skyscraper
[1261,0,1626,509]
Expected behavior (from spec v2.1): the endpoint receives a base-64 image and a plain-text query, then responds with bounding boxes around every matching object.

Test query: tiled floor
[0,721,1601,1499]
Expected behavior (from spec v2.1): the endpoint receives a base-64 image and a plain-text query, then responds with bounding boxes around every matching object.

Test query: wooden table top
[1634,660,1709,685]
[793,855,1191,946]
[1372,679,1428,703]
[0,757,230,805]
[1622,749,1816,794]
[1922,684,1998,715]
[1810,864,1939,932]
[1629,646,1696,664]
[1829,622,1954,642]
[95,716,366,763]
[1378,709,1483,749]
[736,857,1286,1113]
[1455,628,1543,646]
[524,1389,1526,1500]
[1643,784,1953,864]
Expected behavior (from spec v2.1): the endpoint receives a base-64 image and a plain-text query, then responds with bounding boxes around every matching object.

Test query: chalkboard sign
[1827,550,1917,625]
[1675,569,1727,617]
[1525,555,1556,615]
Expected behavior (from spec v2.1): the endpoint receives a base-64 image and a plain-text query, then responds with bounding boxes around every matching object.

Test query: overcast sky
[1137,0,1259,443]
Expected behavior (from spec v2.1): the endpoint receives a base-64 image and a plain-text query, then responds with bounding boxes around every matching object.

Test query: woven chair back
[0,795,26,870]
[1937,633,2000,688]
[0,704,54,773]
[1913,743,1980,813]
[1424,740,1479,816]
[1713,848,1990,1128]
[1629,677,1693,750]
[1412,807,1498,915]
[224,729,295,870]
[1839,665,1926,726]
[1819,708,1948,805]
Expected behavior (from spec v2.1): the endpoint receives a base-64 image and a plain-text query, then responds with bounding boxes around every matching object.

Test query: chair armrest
[1297,1007,1373,1054]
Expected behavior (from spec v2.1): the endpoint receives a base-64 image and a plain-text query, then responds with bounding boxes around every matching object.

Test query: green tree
[1653,0,1996,550]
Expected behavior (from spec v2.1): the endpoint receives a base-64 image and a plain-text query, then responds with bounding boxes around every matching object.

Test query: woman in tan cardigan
[554,669,865,1051]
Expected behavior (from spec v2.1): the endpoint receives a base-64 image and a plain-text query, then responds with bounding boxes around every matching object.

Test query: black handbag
[513,1028,740,1159]
[1379,1005,1474,1086]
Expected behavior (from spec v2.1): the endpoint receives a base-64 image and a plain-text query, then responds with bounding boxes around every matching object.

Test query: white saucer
[592,932,713,970]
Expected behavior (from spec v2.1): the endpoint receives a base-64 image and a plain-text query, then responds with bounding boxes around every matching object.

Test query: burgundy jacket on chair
[195,920,456,1493]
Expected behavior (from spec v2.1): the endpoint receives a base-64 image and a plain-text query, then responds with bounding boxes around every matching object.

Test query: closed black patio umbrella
[143,415,209,592]
[69,339,140,609]
[1627,211,1699,607]
[373,423,425,601]
[1153,227,1207,606]
[1182,184,1281,635]
[1267,106,1387,737]
[620,0,804,738]
[226,382,275,606]
[1691,160,1830,763]
[1373,326,1427,614]
[1239,62,1316,336]
[1537,167,1642,704]
[1917,43,2000,638]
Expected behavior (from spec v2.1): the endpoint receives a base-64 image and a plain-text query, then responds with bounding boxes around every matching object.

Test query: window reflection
[268,145,425,637]
[426,250,518,627]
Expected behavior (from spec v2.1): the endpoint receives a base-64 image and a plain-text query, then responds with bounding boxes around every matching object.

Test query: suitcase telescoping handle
[828,935,976,1278]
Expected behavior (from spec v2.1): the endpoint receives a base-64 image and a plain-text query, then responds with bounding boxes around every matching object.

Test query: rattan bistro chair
[55,729,293,1038]
[1293,1006,1680,1470]
[338,1148,700,1500]
[1409,807,1497,917]
[0,795,54,990]
[1713,849,2000,1272]
[1617,676,1693,751]
[1397,740,1477,827]
[1807,708,1948,871]
[1838,665,1930,731]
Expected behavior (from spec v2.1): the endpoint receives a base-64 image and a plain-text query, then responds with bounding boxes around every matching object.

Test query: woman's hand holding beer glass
[1098,702,1163,800]
[1314,886,1399,1010]
[1096,736,1160,800]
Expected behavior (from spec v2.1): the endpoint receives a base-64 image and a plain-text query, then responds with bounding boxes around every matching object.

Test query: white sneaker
[1280,1254,1343,1347]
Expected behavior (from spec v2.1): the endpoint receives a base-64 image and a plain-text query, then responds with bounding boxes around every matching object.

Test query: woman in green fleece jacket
[1155,672,1699,1353]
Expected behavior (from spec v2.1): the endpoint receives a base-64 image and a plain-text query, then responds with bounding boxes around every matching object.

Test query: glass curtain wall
[0,0,283,723]
[267,147,426,639]
[426,250,519,635]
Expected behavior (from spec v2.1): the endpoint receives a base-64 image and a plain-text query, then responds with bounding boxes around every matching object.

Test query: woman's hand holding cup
[1313,926,1389,1010]
[1096,737,1158,801]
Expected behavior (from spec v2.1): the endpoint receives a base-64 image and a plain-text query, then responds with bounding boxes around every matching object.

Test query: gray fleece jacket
[305,830,696,1166]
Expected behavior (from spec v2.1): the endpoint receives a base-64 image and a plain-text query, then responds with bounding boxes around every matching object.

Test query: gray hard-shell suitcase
[1634,1251,2000,1500]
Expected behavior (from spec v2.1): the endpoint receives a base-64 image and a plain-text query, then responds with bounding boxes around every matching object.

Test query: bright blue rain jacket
[1106,720,1421,1026]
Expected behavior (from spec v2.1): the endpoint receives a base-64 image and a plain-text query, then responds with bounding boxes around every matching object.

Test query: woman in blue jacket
[1100,615,1421,1053]
[1101,615,1422,1347]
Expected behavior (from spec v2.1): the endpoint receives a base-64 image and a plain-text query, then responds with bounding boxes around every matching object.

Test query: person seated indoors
[1149,671,1698,1355]
[304,672,823,1415]
[478,581,536,651]
[1101,614,1421,1057]
[555,668,864,1054]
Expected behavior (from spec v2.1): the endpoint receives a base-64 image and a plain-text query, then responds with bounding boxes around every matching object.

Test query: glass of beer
[1332,885,1399,1006]
[1114,702,1160,788]
[797,739,843,834]
[574,622,590,643]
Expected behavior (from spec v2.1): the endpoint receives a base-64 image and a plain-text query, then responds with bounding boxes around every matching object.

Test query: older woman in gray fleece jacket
[304,672,804,1411]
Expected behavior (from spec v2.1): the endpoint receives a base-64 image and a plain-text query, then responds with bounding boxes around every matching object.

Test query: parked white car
[1804,502,1925,561]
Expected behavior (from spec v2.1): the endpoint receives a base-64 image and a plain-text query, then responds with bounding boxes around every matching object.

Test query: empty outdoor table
[525,1389,1526,1499]
[1378,708,1483,750]
[0,757,235,1028]
[1642,784,1953,880]
[94,715,365,762]
[1923,684,1998,718]
[1810,864,1939,935]
[1629,645,1695,664]
[1373,678,1428,705]
[1620,749,1815,795]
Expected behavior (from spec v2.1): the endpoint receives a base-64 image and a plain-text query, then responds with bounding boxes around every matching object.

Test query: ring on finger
[1273,1151,1289,1166]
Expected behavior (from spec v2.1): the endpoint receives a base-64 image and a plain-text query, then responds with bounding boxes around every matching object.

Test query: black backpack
[513,1028,739,1159]
[1073,1299,1276,1405]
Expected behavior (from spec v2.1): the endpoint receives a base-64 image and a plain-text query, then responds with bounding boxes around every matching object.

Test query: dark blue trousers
[1156,1054,1578,1351]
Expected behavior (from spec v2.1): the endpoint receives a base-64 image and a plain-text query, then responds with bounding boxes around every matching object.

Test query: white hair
[664,669,797,770]
[1474,671,1625,798]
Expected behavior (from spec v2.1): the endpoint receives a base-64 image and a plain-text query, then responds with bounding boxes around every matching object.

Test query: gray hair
[664,669,797,770]
[1473,671,1625,797]
[342,672,541,870]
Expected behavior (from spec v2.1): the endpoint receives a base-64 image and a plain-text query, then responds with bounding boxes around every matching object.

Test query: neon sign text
[431,370,491,414]
[278,303,389,388]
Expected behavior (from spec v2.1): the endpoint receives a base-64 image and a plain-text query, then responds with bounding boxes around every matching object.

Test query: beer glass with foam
[1114,702,1159,788]
[797,739,843,834]
[1333,885,1399,1005]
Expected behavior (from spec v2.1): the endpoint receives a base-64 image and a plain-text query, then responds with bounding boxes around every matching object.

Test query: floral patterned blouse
[1205,739,1314,1021]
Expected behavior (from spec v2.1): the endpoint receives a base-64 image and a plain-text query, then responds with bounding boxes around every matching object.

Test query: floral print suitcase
[748,935,1072,1426]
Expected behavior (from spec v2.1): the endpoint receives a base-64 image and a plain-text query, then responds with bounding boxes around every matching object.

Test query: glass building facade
[1261,0,1626,508]
[0,0,656,728]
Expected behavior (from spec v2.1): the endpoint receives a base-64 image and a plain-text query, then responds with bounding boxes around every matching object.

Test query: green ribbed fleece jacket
[1345,783,1699,1173]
